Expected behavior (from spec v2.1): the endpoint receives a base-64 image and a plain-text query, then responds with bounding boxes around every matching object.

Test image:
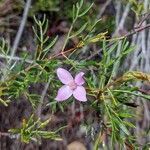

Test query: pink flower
[55,68,87,102]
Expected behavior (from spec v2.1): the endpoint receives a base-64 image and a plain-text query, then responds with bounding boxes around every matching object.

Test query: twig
[0,54,33,64]
[135,13,150,28]
[0,131,10,137]
[114,3,130,35]
[124,24,150,37]
[0,131,19,139]
[0,0,32,81]
[9,0,32,65]
[86,23,150,60]
[115,1,121,26]
[129,35,141,70]
[97,0,112,18]
[36,77,51,118]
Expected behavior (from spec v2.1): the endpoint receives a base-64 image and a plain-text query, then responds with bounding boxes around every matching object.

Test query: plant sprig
[9,115,64,143]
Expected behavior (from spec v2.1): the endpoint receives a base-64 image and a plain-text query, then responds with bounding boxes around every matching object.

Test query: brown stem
[87,23,150,60]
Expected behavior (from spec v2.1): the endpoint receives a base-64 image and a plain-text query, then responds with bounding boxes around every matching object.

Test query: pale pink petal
[55,85,73,101]
[75,72,85,85]
[73,86,87,102]
[57,68,74,84]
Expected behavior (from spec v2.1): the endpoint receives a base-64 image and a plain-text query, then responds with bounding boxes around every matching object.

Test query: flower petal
[73,86,87,102]
[57,68,74,84]
[75,72,85,85]
[55,85,73,101]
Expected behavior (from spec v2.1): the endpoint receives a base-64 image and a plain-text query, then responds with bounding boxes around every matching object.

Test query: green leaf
[72,4,76,20]
[78,3,93,18]
[43,36,58,52]
[139,93,150,100]
[119,113,133,118]
[113,117,130,135]
[123,121,136,128]
[32,26,41,41]
[79,0,84,8]
[0,98,10,106]
[70,22,88,38]
[9,128,21,134]
[27,115,34,126]
[39,118,51,129]
[43,19,49,35]
[119,122,130,135]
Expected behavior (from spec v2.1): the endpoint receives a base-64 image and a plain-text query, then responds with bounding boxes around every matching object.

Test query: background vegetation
[0,0,150,149]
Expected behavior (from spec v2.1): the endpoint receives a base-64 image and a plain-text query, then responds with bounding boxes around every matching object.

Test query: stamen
[68,81,77,90]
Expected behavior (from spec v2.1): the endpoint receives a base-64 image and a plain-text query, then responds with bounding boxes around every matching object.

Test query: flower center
[68,81,77,90]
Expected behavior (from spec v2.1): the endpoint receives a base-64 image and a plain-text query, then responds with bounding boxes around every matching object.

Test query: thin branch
[97,0,112,18]
[135,13,150,28]
[36,77,51,118]
[9,0,32,65]
[0,54,33,64]
[114,3,130,35]
[50,24,150,61]
[0,131,19,139]
[0,0,32,81]
[87,23,150,60]
[124,24,150,37]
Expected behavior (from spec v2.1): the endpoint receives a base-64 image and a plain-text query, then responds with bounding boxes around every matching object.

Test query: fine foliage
[0,0,149,149]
